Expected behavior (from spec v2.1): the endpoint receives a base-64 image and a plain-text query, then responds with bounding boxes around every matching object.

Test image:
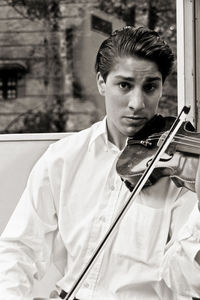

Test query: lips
[123,116,147,126]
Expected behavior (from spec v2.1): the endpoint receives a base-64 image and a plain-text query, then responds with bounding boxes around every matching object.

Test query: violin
[60,106,199,300]
[116,113,200,192]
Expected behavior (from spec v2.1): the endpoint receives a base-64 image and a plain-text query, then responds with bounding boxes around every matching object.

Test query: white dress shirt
[0,118,200,300]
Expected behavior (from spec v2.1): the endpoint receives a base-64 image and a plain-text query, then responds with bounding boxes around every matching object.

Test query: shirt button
[99,216,106,223]
[110,185,115,191]
[84,282,89,288]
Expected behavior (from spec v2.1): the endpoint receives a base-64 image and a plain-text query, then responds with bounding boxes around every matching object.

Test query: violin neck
[173,135,200,155]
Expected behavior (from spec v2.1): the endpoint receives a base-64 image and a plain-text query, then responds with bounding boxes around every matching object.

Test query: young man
[0,26,200,300]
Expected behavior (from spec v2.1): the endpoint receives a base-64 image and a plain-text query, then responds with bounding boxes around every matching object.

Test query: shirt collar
[88,117,108,150]
[88,117,122,154]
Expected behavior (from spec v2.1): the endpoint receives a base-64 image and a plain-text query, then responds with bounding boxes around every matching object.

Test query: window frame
[176,0,200,129]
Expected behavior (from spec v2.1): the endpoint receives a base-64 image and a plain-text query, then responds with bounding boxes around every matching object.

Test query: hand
[170,152,198,192]
[170,153,200,210]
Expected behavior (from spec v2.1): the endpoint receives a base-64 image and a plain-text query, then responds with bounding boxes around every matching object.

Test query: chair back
[0,133,69,299]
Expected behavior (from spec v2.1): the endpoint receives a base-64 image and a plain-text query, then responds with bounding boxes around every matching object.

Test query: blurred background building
[0,0,176,133]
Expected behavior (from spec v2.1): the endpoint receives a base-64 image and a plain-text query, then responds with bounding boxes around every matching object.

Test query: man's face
[97,55,163,149]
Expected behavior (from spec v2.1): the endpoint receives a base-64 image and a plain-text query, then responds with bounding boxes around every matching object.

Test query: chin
[124,126,144,138]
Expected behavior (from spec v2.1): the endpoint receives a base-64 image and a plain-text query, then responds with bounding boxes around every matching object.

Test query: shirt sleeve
[161,189,200,298]
[0,150,58,300]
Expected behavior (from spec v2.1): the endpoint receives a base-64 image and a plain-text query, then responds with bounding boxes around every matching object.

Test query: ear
[96,72,106,96]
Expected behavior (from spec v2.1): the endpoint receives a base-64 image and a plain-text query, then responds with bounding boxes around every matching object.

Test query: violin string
[169,140,200,149]
[174,134,200,143]
[147,133,200,142]
[147,133,200,145]
[147,136,200,145]
[147,137,200,148]
[147,137,200,149]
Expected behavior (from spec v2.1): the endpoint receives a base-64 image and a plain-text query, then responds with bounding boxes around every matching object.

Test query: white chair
[0,132,68,299]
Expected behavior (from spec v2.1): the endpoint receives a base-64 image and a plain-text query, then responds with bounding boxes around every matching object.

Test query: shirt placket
[82,154,124,299]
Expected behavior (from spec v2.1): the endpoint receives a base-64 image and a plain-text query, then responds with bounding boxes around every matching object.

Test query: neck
[108,133,127,150]
[106,122,127,150]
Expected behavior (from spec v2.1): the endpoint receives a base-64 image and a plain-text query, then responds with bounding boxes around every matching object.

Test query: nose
[128,88,145,111]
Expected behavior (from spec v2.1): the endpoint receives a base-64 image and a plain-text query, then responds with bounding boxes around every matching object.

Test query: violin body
[116,115,200,191]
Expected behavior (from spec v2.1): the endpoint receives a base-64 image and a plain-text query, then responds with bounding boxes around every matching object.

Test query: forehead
[109,56,161,80]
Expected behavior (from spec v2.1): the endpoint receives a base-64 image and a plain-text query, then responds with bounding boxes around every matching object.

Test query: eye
[119,82,131,90]
[143,83,158,93]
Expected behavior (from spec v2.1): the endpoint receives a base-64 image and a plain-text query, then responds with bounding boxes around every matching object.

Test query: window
[0,61,27,101]
[0,73,17,100]
[91,15,112,36]
[176,0,200,129]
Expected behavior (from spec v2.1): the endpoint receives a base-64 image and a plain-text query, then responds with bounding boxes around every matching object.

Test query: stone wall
[0,0,124,132]
[0,0,177,133]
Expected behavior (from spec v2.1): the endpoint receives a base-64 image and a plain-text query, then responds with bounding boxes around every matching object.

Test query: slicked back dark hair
[95,26,174,83]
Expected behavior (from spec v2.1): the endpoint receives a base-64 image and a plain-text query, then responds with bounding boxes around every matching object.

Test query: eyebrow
[145,77,162,82]
[114,76,162,82]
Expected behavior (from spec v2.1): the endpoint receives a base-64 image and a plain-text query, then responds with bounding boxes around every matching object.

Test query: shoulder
[44,119,104,163]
